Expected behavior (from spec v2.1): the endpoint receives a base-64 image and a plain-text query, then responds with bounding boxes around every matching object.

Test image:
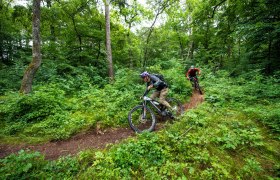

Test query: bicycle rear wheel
[167,98,183,117]
[128,105,156,133]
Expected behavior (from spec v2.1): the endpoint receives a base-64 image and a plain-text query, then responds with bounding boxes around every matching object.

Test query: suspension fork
[142,100,147,118]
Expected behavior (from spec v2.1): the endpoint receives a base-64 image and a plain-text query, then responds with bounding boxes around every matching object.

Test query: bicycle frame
[189,77,198,86]
[128,95,182,132]
[190,76,198,83]
[190,77,203,94]
[143,96,162,114]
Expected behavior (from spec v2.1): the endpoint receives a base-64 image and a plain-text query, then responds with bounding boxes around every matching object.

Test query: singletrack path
[0,90,204,160]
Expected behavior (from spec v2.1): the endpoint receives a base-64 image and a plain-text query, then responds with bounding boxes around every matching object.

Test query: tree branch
[211,0,226,18]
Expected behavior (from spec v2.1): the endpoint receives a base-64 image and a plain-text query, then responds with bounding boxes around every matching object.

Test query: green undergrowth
[0,59,190,144]
[1,70,279,179]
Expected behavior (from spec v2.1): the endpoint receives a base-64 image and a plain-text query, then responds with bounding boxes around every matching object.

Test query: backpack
[154,74,165,81]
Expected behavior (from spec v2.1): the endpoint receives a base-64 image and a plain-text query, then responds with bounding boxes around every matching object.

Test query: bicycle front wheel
[195,82,203,95]
[128,105,156,133]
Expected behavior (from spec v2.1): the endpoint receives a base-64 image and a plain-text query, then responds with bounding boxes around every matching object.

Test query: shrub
[4,85,67,123]
[0,150,46,179]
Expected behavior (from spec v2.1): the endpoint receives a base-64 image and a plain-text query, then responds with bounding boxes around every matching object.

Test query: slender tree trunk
[127,24,133,68]
[142,0,170,67]
[105,0,114,81]
[20,0,41,94]
[0,3,4,63]
[96,24,102,61]
[46,0,56,60]
[0,38,3,62]
[236,37,240,69]
[187,41,194,60]
[204,20,210,50]
[186,14,194,60]
[71,16,82,62]
[266,38,272,74]
[46,0,55,41]
[174,26,184,59]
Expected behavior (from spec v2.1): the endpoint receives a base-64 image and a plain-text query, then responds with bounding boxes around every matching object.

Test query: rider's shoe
[166,110,175,119]
[161,110,167,116]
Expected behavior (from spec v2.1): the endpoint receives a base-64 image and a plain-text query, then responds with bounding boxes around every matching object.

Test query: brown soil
[0,90,204,160]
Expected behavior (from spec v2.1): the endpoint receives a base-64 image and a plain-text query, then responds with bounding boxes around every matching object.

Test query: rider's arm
[196,68,201,75]
[143,82,152,96]
[186,70,191,80]
[143,89,149,96]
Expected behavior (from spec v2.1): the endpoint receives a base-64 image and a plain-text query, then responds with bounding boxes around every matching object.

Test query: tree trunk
[46,0,56,60]
[204,20,210,50]
[46,0,55,41]
[71,16,82,63]
[174,26,184,60]
[96,23,102,61]
[105,0,114,81]
[127,24,133,68]
[187,41,194,60]
[265,37,272,74]
[20,0,41,94]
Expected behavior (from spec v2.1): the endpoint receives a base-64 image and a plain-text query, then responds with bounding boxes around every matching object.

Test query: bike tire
[197,84,203,95]
[167,98,183,117]
[128,105,156,133]
[194,81,203,95]
[198,88,203,95]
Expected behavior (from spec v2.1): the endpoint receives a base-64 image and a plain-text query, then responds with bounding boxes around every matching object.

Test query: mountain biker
[140,71,173,117]
[186,65,201,84]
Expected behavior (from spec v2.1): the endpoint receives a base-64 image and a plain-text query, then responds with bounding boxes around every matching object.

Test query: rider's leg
[189,77,194,86]
[158,88,171,109]
[159,88,176,119]
[150,90,160,100]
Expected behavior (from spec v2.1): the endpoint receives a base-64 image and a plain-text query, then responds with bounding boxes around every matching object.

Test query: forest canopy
[1,0,279,80]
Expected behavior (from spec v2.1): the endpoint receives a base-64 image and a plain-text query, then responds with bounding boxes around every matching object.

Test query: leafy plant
[0,150,46,179]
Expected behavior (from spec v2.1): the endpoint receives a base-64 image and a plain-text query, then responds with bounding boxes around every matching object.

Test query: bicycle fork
[141,101,148,121]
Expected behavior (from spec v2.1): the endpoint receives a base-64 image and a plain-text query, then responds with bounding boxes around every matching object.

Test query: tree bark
[127,24,133,68]
[46,0,55,41]
[105,0,114,81]
[143,0,170,67]
[71,16,82,62]
[20,0,41,94]
[187,41,194,60]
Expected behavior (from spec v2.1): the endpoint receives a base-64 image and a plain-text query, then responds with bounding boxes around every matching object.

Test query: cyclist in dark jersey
[186,65,201,83]
[140,71,172,114]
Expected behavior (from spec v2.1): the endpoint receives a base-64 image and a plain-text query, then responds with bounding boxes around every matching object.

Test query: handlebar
[143,96,152,101]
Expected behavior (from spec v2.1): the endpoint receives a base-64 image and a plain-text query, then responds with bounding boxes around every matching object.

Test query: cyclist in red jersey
[186,65,201,83]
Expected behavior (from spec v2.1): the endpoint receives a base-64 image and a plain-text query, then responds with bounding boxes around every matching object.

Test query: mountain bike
[190,77,203,95]
[128,96,183,133]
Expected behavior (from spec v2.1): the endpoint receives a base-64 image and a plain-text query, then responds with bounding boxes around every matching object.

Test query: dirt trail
[0,91,204,160]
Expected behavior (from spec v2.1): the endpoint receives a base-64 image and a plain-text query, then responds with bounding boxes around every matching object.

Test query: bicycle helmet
[140,71,149,78]
[190,65,194,69]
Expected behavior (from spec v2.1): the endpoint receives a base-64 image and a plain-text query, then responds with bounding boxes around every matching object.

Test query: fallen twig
[180,126,193,137]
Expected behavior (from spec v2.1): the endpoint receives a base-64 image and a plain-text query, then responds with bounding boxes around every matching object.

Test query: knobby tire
[128,105,156,133]
[194,81,203,95]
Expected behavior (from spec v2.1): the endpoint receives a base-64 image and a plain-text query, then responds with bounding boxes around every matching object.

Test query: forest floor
[0,90,204,160]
